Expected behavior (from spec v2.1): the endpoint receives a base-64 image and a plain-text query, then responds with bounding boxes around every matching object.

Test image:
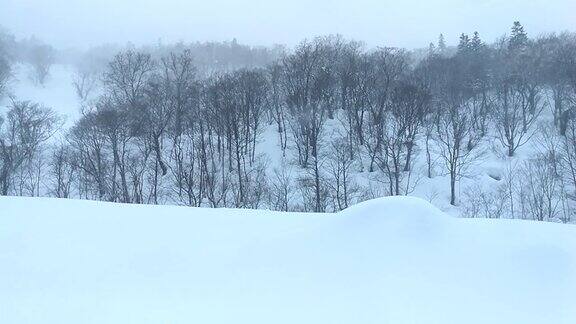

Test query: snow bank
[1,196,575,324]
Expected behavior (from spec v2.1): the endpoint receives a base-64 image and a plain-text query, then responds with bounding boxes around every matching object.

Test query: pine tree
[470,31,483,52]
[509,21,528,51]
[457,33,470,53]
[438,34,447,54]
[428,42,436,56]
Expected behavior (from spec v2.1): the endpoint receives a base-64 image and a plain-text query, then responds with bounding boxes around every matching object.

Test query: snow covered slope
[1,196,575,324]
[8,63,80,128]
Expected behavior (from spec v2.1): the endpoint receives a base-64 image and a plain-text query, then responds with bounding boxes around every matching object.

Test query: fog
[2,0,575,49]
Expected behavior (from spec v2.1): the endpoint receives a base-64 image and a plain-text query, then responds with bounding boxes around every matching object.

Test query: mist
[2,0,575,49]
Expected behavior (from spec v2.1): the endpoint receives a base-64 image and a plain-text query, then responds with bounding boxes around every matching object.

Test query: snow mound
[341,195,444,216]
[339,196,448,228]
[1,196,575,324]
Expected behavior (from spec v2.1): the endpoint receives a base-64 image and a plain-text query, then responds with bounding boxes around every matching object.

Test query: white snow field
[1,196,575,324]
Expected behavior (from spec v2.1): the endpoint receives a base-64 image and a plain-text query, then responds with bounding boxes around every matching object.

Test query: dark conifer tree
[509,21,528,51]
[457,33,470,53]
[428,42,436,56]
[470,32,484,53]
[438,34,447,54]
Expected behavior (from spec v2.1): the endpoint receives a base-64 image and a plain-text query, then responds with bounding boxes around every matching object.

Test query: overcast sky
[1,0,575,49]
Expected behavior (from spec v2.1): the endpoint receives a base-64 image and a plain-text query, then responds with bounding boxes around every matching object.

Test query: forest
[1,22,575,222]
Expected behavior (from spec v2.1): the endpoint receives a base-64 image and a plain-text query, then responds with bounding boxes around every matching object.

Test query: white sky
[1,0,575,49]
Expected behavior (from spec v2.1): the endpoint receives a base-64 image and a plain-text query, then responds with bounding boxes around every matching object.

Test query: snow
[7,63,81,129]
[2,60,575,321]
[1,196,575,324]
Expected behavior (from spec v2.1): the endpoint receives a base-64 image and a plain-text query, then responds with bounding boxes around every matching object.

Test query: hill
[1,196,575,323]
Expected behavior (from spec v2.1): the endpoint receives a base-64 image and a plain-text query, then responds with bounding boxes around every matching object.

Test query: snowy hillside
[7,63,81,128]
[2,61,572,221]
[2,23,576,224]
[1,196,575,324]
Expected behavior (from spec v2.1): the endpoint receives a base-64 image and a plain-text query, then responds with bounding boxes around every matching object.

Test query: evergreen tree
[509,21,528,51]
[438,34,447,54]
[457,33,470,53]
[470,31,484,53]
[428,42,436,56]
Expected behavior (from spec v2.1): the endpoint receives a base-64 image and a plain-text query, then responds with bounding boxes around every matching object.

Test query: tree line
[1,22,576,221]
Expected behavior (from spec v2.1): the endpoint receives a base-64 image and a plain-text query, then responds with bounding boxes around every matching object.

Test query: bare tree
[267,63,289,155]
[72,69,98,102]
[0,54,11,98]
[562,119,576,197]
[68,111,111,200]
[96,103,134,202]
[327,137,358,210]
[145,50,201,205]
[268,160,295,211]
[433,57,483,206]
[103,50,155,110]
[493,75,543,156]
[49,144,77,198]
[282,37,342,212]
[28,43,55,86]
[0,100,60,195]
[336,42,368,157]
[519,157,562,221]
[462,183,509,219]
[362,48,410,172]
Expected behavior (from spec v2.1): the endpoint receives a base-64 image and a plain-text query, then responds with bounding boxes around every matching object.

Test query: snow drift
[1,196,575,324]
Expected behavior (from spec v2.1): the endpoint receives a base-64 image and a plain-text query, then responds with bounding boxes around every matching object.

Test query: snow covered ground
[7,63,81,129]
[1,196,575,324]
